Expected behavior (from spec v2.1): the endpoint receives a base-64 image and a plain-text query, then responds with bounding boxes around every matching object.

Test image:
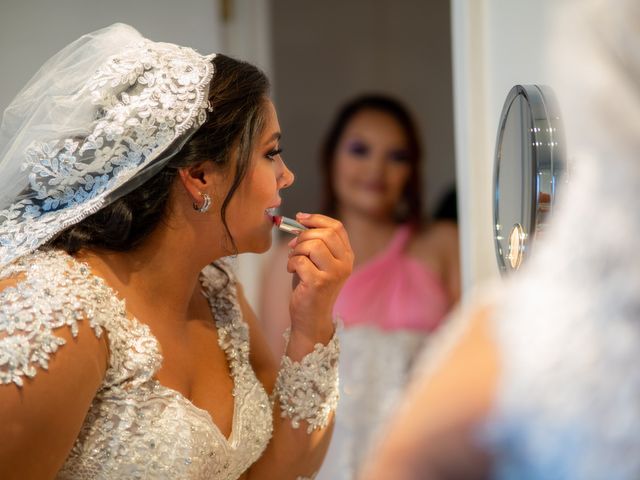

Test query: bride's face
[223,99,294,253]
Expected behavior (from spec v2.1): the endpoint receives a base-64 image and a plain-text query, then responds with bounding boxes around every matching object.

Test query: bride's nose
[279,162,295,189]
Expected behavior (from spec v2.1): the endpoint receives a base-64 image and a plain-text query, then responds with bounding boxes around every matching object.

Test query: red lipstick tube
[272,215,307,235]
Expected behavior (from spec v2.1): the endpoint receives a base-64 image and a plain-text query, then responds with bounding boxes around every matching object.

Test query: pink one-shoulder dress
[317,225,451,479]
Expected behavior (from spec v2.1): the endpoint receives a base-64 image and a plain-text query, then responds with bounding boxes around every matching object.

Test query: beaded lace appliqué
[274,329,340,434]
[0,252,107,386]
[0,250,273,479]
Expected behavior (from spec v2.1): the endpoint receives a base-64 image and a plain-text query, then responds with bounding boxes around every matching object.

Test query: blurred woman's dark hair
[320,94,424,224]
[433,186,457,222]
[45,54,270,255]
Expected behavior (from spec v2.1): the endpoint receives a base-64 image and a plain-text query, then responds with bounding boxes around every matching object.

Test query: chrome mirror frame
[493,84,565,274]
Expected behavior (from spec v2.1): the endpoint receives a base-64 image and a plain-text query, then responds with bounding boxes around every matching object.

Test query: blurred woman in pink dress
[260,95,460,479]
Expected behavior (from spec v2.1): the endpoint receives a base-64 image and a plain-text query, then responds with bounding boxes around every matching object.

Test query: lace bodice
[0,249,273,479]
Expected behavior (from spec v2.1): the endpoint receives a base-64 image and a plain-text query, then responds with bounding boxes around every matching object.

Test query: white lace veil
[0,23,215,267]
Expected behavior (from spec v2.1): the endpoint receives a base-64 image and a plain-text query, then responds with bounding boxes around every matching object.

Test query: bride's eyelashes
[266,147,283,161]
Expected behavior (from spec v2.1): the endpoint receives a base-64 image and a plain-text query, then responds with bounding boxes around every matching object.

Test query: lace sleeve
[273,328,340,434]
[0,253,105,387]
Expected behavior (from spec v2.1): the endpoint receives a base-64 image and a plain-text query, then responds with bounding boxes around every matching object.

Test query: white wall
[218,0,273,78]
[451,0,558,293]
[217,0,274,311]
[0,0,222,113]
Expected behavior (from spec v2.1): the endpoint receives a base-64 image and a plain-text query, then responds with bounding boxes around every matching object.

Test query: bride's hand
[286,213,353,355]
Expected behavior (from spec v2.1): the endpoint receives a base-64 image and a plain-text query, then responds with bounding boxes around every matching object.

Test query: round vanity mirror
[493,85,565,274]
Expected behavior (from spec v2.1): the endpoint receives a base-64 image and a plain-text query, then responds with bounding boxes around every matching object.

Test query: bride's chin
[237,235,273,255]
[254,237,273,254]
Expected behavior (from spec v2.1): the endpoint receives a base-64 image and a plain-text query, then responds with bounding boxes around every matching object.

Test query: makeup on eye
[263,130,282,160]
[265,147,283,160]
[346,140,370,157]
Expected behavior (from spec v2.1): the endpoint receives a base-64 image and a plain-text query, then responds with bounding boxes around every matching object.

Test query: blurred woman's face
[333,109,412,220]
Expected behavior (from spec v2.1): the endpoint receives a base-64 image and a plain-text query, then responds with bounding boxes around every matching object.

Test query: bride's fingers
[287,254,326,285]
[294,213,351,250]
[288,228,351,262]
[289,237,344,270]
[294,242,350,277]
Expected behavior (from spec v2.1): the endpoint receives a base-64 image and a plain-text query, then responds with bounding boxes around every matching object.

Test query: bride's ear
[177,161,220,202]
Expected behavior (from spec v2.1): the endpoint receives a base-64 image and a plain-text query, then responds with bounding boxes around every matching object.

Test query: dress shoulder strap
[384,224,414,258]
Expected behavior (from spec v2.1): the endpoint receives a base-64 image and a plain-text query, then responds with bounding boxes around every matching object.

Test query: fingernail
[287,237,298,248]
[296,212,311,219]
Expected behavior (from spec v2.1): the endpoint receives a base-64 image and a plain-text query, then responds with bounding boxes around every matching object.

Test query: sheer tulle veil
[0,23,215,267]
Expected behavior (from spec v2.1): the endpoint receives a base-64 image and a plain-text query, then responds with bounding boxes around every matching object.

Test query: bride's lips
[265,206,279,221]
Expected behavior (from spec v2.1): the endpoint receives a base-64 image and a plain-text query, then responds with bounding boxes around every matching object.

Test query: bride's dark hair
[46,55,269,255]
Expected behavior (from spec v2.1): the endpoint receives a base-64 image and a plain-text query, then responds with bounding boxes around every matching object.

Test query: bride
[0,23,352,479]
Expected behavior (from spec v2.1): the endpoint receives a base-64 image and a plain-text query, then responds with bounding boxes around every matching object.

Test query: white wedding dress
[0,249,273,479]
